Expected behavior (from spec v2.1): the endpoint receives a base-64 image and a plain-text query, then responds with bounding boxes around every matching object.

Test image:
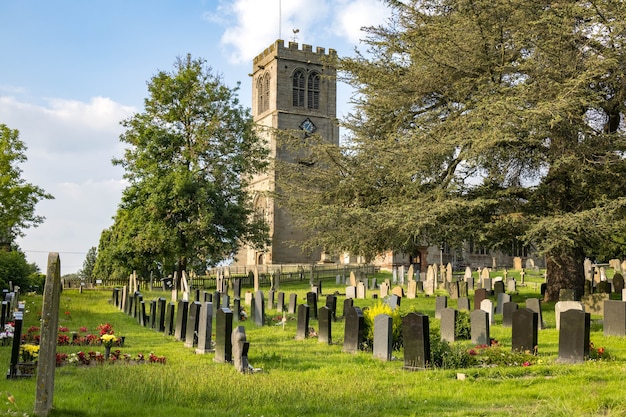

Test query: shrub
[362,301,403,350]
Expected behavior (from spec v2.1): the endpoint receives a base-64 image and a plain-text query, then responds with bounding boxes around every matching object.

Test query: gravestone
[221,293,230,309]
[493,281,505,295]
[525,298,545,330]
[474,288,487,310]
[196,302,213,354]
[407,265,414,283]
[597,281,611,294]
[402,312,430,370]
[139,301,147,327]
[325,295,337,321]
[253,266,259,292]
[343,298,354,319]
[466,275,474,292]
[435,296,448,319]
[277,292,285,312]
[34,253,62,416]
[318,306,332,344]
[496,293,511,315]
[502,302,519,327]
[268,290,275,311]
[174,300,189,341]
[346,286,356,300]
[506,279,516,293]
[214,308,233,363]
[440,308,457,343]
[232,326,250,373]
[483,278,493,293]
[356,282,366,299]
[458,281,468,298]
[254,290,265,326]
[511,308,538,353]
[306,292,318,319]
[604,300,626,336]
[558,310,590,364]
[295,304,310,340]
[8,311,24,378]
[343,306,364,353]
[448,281,459,300]
[555,301,584,330]
[233,298,241,323]
[149,300,157,329]
[370,278,377,290]
[184,301,202,348]
[233,278,241,300]
[480,299,494,324]
[112,288,120,308]
[349,271,357,286]
[288,293,298,314]
[244,292,252,306]
[583,258,593,281]
[379,282,389,298]
[613,274,625,294]
[373,314,393,361]
[470,309,490,345]
[387,294,400,310]
[407,280,417,299]
[457,297,470,311]
[581,293,609,315]
[559,289,575,302]
[164,302,175,336]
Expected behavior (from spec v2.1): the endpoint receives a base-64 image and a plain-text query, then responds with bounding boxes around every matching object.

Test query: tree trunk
[544,248,585,302]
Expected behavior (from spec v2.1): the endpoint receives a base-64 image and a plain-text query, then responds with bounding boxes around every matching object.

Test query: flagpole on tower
[278,0,282,40]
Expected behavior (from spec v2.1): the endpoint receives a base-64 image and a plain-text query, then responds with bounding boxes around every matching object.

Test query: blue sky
[0,0,390,274]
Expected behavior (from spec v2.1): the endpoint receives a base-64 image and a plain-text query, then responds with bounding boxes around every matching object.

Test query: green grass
[4,271,626,417]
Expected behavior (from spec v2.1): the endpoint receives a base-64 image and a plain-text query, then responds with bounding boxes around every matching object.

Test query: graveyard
[4,266,626,417]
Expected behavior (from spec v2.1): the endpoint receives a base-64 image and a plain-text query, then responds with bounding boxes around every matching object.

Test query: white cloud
[333,0,392,44]
[2,95,133,273]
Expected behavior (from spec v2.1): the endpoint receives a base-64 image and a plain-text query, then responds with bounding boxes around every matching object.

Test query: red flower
[597,347,605,355]
[468,349,478,356]
[523,361,531,367]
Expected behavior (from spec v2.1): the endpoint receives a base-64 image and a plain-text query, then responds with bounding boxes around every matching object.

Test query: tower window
[307,72,320,109]
[257,73,270,113]
[264,75,270,112]
[292,70,305,107]
[257,76,264,113]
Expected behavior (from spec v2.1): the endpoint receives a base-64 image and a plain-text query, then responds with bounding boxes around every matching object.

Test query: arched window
[257,76,264,113]
[307,72,320,109]
[264,74,270,112]
[292,70,305,107]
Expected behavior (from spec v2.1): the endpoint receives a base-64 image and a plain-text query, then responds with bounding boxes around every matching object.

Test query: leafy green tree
[277,0,626,301]
[79,246,97,283]
[0,249,37,289]
[0,124,53,250]
[101,55,269,277]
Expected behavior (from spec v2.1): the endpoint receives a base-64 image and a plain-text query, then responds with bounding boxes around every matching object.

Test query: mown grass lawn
[3,270,626,417]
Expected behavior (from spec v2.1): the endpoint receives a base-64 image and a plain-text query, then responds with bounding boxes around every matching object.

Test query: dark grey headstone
[343,298,354,319]
[112,288,120,308]
[495,293,511,315]
[474,288,487,310]
[318,306,332,344]
[502,302,518,327]
[306,292,318,319]
[597,281,611,294]
[511,308,538,353]
[435,296,448,319]
[155,298,166,332]
[8,312,24,378]
[493,280,505,295]
[295,304,310,340]
[288,293,297,314]
[221,293,230,309]
[232,326,250,373]
[343,306,364,353]
[457,297,470,311]
[402,312,430,370]
[149,300,157,329]
[604,300,626,336]
[525,298,545,329]
[373,314,392,361]
[558,309,590,364]
[233,279,242,300]
[174,300,189,341]
[203,291,212,302]
[277,292,285,312]
[233,298,241,323]
[325,295,337,321]
[184,301,202,348]
[139,301,147,327]
[613,274,625,294]
[268,290,275,310]
[440,308,457,343]
[470,309,490,345]
[164,302,175,336]
[214,307,233,363]
[387,294,400,310]
[196,302,213,354]
[254,290,265,326]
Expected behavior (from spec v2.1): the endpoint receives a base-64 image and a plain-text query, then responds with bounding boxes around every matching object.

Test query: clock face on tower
[299,118,317,134]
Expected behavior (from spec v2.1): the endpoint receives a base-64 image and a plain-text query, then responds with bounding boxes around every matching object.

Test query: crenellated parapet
[253,39,337,71]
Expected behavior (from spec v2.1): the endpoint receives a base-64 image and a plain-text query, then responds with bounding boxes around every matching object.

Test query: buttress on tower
[236,40,339,266]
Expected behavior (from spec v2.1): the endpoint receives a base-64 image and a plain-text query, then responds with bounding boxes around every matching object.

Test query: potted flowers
[100,334,118,360]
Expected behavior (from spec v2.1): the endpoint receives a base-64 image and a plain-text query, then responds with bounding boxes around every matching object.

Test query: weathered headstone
[254,290,265,326]
[502,302,518,327]
[318,306,332,344]
[379,282,389,298]
[233,278,241,300]
[325,295,337,321]
[214,307,233,363]
[343,298,354,319]
[470,309,490,345]
[387,294,401,310]
[474,288,487,311]
[448,281,459,300]
[511,308,538,353]
[343,306,364,353]
[597,281,611,294]
[286,293,297,314]
[34,253,62,416]
[506,279,516,293]
[525,298,545,330]
[440,308,457,343]
[581,293,609,315]
[435,296,448,319]
[555,301,584,330]
[496,293,511,315]
[604,300,626,336]
[373,314,393,361]
[306,292,318,319]
[407,280,417,299]
[356,282,366,299]
[148,300,157,329]
[232,326,250,373]
[558,309,590,364]
[402,312,430,370]
[349,271,357,287]
[493,280,505,295]
[346,286,356,300]
[196,302,213,354]
[457,297,470,311]
[295,304,310,340]
[613,274,625,294]
[184,301,201,348]
[277,292,285,312]
[480,299,494,325]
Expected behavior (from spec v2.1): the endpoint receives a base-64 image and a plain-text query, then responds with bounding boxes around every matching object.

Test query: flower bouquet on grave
[100,334,118,360]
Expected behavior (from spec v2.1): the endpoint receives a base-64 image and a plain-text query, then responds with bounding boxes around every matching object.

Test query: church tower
[237,40,339,265]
